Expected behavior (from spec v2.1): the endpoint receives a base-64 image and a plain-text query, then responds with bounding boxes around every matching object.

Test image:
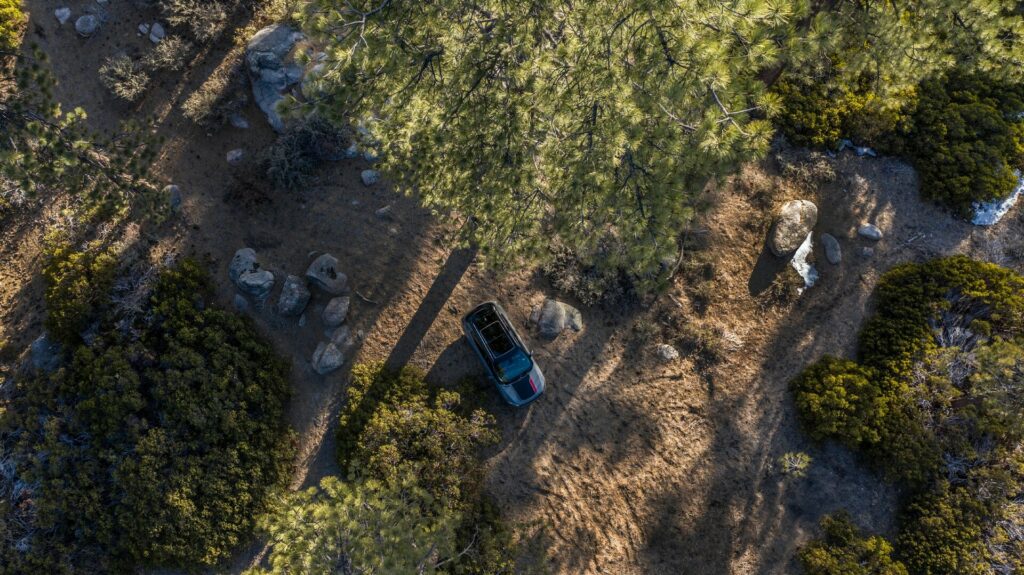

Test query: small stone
[75,14,99,37]
[229,248,259,283]
[138,23,150,35]
[149,22,165,44]
[165,184,182,213]
[655,344,680,362]
[298,314,307,327]
[362,149,379,163]
[859,246,875,258]
[306,253,348,295]
[344,143,360,159]
[237,270,275,300]
[233,293,249,312]
[858,223,883,241]
[820,233,842,265]
[312,341,345,374]
[322,296,350,327]
[374,205,392,219]
[277,275,311,316]
[360,169,380,186]
[229,114,250,129]
[226,148,245,165]
[330,325,353,348]
[55,8,72,25]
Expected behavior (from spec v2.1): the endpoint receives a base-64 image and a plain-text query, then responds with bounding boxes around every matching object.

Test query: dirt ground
[5,3,1024,574]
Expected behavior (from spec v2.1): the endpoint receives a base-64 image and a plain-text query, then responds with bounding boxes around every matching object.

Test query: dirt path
[5,4,1024,575]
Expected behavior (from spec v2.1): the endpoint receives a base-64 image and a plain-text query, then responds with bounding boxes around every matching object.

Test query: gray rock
[530,299,583,340]
[149,22,165,43]
[858,223,883,241]
[344,143,360,159]
[821,233,842,265]
[226,148,245,165]
[312,341,344,375]
[233,293,249,312]
[55,8,72,24]
[277,275,311,316]
[165,184,182,212]
[859,246,875,258]
[360,169,380,186]
[305,253,348,295]
[769,200,818,257]
[229,248,258,283]
[229,113,250,129]
[29,334,63,373]
[363,149,379,163]
[245,24,305,132]
[75,14,99,37]
[655,343,679,362]
[138,23,150,34]
[329,325,353,348]
[374,205,392,219]
[322,296,350,327]
[237,270,275,299]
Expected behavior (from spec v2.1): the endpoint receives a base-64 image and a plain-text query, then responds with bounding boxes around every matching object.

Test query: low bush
[896,485,990,575]
[1,260,294,572]
[42,240,118,345]
[896,71,1024,217]
[542,243,639,308]
[160,0,227,43]
[0,0,24,52]
[98,54,150,103]
[263,116,347,191]
[799,513,908,575]
[142,35,194,71]
[181,58,248,126]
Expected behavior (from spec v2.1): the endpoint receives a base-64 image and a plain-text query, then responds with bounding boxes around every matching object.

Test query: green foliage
[799,513,908,575]
[777,451,812,478]
[1,50,159,215]
[541,244,638,308]
[0,260,294,572]
[896,71,1024,217]
[896,485,989,575]
[0,0,24,52]
[99,54,150,103]
[791,357,891,446]
[263,116,346,191]
[296,0,790,281]
[42,239,118,345]
[246,473,459,575]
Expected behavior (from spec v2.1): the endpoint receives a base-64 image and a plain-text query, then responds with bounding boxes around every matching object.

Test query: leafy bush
[896,71,1024,217]
[799,513,908,575]
[42,240,118,345]
[181,59,248,126]
[791,357,891,446]
[98,54,150,103]
[160,0,227,43]
[0,0,24,52]
[263,116,346,191]
[142,35,194,71]
[1,260,294,572]
[896,485,989,575]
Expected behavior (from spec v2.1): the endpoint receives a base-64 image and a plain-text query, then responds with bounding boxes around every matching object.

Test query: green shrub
[799,512,908,575]
[2,259,294,572]
[897,71,1024,217]
[896,485,989,575]
[99,54,151,103]
[0,0,24,52]
[43,240,118,345]
[263,116,346,191]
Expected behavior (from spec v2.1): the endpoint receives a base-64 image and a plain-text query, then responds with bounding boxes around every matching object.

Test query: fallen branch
[354,289,379,305]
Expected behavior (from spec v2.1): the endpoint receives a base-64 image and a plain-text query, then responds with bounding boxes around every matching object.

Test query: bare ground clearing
[4,3,1024,574]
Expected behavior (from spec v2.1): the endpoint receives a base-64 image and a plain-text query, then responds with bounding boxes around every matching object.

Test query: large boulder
[655,343,679,362]
[277,274,311,316]
[245,24,305,132]
[322,296,350,327]
[75,14,99,37]
[312,341,344,375]
[237,270,275,300]
[229,247,259,283]
[531,299,583,340]
[306,253,348,295]
[769,200,818,257]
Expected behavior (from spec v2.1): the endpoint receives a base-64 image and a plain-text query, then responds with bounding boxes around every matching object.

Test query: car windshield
[495,349,532,383]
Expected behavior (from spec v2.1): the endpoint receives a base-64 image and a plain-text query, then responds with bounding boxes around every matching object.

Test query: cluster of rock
[768,199,885,280]
[138,22,166,44]
[530,299,583,340]
[229,248,356,375]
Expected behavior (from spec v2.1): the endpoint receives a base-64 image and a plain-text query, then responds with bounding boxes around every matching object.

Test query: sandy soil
[4,3,1024,574]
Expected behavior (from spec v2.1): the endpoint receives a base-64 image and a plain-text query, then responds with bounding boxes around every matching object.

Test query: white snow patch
[790,232,818,293]
[972,172,1024,226]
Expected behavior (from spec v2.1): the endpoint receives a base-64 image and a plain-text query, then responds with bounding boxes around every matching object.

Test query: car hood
[501,364,545,406]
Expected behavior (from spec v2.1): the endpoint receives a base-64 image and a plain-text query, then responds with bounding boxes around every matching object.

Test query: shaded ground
[4,4,1024,574]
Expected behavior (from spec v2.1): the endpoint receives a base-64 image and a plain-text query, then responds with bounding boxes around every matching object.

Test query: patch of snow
[972,172,1024,226]
[790,232,818,293]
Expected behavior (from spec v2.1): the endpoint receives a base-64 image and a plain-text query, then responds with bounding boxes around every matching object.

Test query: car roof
[468,303,518,358]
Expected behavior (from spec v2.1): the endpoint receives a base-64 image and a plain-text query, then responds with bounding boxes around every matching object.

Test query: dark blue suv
[462,301,546,406]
